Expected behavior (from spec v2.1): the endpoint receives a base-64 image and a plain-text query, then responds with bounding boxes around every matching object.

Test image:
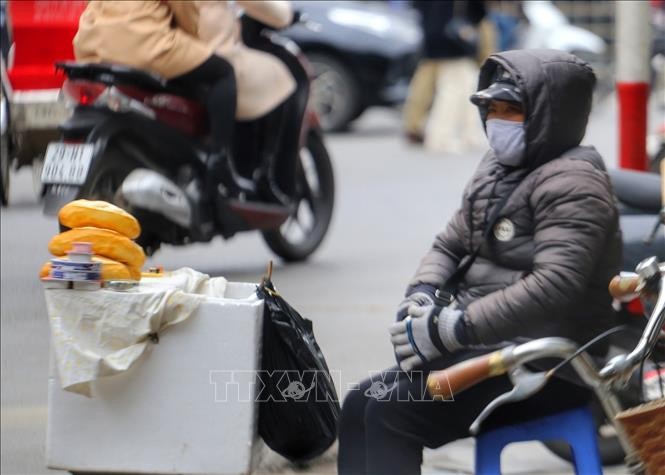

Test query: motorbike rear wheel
[262,131,334,262]
[74,145,164,250]
[78,146,136,205]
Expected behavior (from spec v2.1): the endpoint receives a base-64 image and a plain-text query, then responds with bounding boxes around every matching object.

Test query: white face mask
[486,119,525,167]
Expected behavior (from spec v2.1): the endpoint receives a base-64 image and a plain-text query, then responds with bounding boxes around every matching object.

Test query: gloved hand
[395,284,436,322]
[389,305,467,372]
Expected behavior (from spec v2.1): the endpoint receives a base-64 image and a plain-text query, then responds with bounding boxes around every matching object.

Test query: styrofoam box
[46,282,263,474]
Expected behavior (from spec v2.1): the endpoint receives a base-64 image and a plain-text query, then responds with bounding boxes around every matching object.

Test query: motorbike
[429,256,665,474]
[516,1,612,101]
[544,168,664,465]
[40,14,335,262]
[518,1,607,54]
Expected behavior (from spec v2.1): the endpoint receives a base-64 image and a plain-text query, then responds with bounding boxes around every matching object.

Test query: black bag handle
[436,189,513,304]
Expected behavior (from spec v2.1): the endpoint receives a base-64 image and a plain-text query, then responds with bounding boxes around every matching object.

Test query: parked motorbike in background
[517,1,606,54]
[515,1,612,100]
[0,0,75,206]
[41,14,335,262]
[545,168,665,465]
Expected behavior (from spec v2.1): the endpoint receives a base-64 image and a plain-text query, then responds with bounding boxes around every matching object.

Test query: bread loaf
[59,200,141,239]
[48,227,146,269]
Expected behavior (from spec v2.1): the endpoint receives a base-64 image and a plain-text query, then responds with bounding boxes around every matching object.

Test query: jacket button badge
[493,218,515,242]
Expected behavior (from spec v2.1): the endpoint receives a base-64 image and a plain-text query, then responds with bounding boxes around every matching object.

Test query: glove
[389,305,467,372]
[395,284,436,322]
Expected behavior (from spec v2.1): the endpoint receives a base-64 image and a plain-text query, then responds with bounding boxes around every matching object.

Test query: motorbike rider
[73,1,298,206]
[338,49,621,474]
[196,1,299,205]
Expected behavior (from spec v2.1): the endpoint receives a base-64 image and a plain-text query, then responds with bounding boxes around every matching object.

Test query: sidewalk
[254,439,631,474]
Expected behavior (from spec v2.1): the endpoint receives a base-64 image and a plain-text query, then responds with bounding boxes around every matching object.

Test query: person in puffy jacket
[338,49,621,474]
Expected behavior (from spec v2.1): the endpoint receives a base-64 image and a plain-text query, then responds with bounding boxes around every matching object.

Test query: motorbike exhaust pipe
[120,169,192,228]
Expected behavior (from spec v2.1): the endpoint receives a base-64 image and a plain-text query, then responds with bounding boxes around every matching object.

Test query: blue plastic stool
[475,406,603,475]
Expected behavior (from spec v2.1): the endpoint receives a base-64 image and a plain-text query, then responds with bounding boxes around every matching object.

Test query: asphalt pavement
[0,93,650,474]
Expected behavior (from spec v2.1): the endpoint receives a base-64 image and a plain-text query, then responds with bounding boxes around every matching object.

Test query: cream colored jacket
[197,1,296,120]
[74,1,295,120]
[74,1,212,79]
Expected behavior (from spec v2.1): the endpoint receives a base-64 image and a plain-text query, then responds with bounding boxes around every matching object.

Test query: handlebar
[609,272,641,301]
[428,351,507,398]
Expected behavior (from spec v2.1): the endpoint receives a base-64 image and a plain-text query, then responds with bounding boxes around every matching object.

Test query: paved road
[0,97,641,474]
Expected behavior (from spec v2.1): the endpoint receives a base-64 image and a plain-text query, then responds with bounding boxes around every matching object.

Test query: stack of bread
[40,200,146,282]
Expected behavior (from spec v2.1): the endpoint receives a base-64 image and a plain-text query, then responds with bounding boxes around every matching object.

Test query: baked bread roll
[40,255,140,281]
[59,200,141,239]
[48,227,146,269]
[126,264,142,281]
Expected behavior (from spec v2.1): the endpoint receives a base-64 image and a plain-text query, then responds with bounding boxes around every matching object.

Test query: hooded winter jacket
[409,49,622,348]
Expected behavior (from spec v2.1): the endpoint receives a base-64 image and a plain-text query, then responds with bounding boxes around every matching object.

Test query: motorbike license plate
[41,143,94,185]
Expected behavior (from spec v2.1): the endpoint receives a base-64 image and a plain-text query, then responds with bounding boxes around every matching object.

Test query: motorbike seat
[56,61,204,100]
[609,169,662,214]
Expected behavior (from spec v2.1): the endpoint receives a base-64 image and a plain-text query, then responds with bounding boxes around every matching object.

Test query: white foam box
[46,282,263,474]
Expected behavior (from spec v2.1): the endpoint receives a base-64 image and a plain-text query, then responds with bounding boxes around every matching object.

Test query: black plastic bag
[256,274,340,463]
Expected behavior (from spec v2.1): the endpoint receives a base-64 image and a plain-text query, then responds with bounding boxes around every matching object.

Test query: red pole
[616,1,651,171]
[617,83,649,170]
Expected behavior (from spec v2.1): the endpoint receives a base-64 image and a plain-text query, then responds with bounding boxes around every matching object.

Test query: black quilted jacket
[409,49,622,347]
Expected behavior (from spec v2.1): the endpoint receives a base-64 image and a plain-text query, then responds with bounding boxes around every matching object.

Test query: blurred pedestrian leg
[476,18,498,65]
[404,0,487,148]
[425,58,485,154]
[402,60,439,143]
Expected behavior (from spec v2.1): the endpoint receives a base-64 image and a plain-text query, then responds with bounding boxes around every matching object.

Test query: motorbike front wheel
[262,131,334,262]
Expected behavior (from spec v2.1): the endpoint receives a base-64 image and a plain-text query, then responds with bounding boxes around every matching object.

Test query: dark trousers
[173,54,302,200]
[171,55,237,200]
[258,87,303,198]
[171,55,237,152]
[337,353,593,475]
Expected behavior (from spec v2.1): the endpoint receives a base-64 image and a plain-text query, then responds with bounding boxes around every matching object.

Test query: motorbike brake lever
[599,353,632,382]
[469,367,549,435]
